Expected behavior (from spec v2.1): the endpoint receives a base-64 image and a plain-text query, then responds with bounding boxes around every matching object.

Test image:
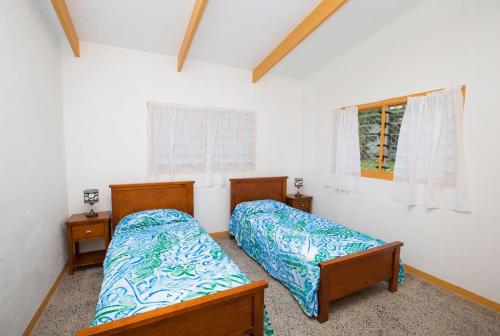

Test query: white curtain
[206,108,256,186]
[326,106,362,192]
[393,87,470,211]
[148,103,206,175]
[147,102,256,186]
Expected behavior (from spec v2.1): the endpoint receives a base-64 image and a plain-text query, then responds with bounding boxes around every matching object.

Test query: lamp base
[86,208,98,218]
[295,191,302,198]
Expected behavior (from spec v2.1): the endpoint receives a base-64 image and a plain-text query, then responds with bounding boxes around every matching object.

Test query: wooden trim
[353,85,467,111]
[177,0,208,72]
[51,0,79,57]
[76,280,268,336]
[317,242,403,322]
[229,177,288,213]
[252,0,347,83]
[22,262,68,336]
[377,105,388,172]
[361,170,393,181]
[109,181,195,232]
[405,264,500,312]
[209,231,230,238]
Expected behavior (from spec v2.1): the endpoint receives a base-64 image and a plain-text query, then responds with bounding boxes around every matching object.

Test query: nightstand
[66,211,111,275]
[286,194,313,213]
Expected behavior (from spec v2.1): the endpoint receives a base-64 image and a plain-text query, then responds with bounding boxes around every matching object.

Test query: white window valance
[147,102,256,186]
[393,87,470,211]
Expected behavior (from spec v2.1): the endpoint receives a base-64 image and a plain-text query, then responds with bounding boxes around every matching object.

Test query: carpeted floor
[32,237,499,335]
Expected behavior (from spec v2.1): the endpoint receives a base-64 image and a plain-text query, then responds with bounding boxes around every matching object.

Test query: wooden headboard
[109,181,194,231]
[230,177,287,213]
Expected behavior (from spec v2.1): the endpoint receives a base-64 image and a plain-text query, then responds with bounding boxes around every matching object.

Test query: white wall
[62,42,304,242]
[1,5,495,334]
[302,0,500,303]
[0,1,68,335]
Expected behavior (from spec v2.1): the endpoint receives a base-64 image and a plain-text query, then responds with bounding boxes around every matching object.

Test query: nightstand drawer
[297,203,311,212]
[72,223,105,240]
[286,195,313,213]
[295,198,311,209]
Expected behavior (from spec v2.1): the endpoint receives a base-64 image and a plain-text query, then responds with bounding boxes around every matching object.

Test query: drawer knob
[85,230,92,234]
[300,204,305,207]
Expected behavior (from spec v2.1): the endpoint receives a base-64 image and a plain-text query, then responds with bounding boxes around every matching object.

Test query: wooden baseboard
[209,231,230,238]
[404,264,499,312]
[23,262,68,336]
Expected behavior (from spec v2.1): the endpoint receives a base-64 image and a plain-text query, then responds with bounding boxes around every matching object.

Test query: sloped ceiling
[57,0,425,79]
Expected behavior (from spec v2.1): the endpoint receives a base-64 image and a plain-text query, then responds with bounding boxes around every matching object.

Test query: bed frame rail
[76,280,268,336]
[317,241,403,322]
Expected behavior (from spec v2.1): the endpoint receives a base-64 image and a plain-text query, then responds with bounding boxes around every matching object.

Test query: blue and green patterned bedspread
[90,209,272,335]
[229,200,404,317]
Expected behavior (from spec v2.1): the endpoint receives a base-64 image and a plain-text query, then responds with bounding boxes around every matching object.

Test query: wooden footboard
[76,280,268,336]
[317,241,403,322]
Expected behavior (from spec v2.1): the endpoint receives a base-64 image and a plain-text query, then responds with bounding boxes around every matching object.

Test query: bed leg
[388,246,401,292]
[388,276,398,292]
[317,267,329,322]
[318,298,329,323]
[252,291,264,336]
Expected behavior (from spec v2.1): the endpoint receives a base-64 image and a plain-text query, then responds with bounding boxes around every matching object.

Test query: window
[148,102,256,177]
[384,104,406,171]
[356,87,466,181]
[358,107,382,172]
[358,99,407,180]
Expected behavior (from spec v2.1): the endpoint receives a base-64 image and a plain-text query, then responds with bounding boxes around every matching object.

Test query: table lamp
[83,189,99,218]
[294,178,303,198]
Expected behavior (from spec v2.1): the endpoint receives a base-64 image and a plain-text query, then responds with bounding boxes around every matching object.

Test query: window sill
[361,170,394,181]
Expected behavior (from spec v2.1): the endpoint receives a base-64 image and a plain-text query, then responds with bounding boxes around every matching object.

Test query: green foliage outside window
[384,105,405,172]
[358,108,381,172]
[358,104,406,174]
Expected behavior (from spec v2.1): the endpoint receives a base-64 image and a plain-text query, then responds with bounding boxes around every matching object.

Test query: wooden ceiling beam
[51,0,80,57]
[177,0,208,72]
[252,0,347,83]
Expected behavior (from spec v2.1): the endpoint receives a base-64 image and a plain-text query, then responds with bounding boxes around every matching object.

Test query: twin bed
[76,177,403,335]
[229,177,403,323]
[77,182,269,336]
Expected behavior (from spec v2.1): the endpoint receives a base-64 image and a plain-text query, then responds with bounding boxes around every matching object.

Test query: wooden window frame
[356,85,466,181]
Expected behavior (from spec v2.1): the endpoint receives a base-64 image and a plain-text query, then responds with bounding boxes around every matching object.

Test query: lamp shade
[294,178,303,188]
[83,189,99,205]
